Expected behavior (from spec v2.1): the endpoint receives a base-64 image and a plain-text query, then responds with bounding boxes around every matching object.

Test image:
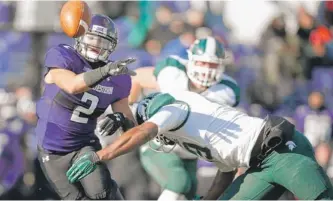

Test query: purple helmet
[75,14,118,62]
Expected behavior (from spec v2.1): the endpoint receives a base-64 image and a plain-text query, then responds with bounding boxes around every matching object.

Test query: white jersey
[155,55,240,106]
[142,55,241,158]
[147,91,265,172]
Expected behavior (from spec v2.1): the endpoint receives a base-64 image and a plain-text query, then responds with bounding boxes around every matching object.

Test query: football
[60,0,92,38]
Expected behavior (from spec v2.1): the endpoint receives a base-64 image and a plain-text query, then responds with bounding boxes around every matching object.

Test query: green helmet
[187,36,226,87]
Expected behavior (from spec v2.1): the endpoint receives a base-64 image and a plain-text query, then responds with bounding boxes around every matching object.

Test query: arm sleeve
[203,84,237,106]
[44,47,72,71]
[157,67,189,92]
[147,102,189,135]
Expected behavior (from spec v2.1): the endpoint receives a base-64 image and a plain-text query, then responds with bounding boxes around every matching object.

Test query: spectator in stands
[259,15,301,86]
[294,91,333,169]
[322,1,333,27]
[0,86,51,199]
[297,6,316,41]
[146,5,178,47]
[157,31,195,62]
[297,6,317,79]
[304,25,333,79]
[185,8,205,30]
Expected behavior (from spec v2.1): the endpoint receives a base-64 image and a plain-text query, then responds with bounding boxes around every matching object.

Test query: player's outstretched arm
[97,122,158,161]
[132,67,157,89]
[45,58,136,94]
[202,170,236,200]
[66,103,185,183]
[66,122,158,183]
[129,66,158,104]
[96,102,188,160]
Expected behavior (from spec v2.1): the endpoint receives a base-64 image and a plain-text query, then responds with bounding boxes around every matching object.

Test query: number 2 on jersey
[70,92,99,124]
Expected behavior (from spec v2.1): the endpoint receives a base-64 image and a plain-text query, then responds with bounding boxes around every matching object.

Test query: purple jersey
[35,44,131,152]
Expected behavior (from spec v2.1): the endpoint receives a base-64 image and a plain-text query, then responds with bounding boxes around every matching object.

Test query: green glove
[66,152,100,183]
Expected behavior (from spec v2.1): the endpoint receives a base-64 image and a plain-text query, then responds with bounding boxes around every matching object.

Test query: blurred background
[0,0,333,200]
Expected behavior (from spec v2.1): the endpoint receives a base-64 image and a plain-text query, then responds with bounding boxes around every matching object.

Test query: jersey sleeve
[147,102,189,135]
[207,76,240,107]
[157,67,189,92]
[204,83,239,107]
[154,56,189,92]
[153,55,187,77]
[44,46,73,71]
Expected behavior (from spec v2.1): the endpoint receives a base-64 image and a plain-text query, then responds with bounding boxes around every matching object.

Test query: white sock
[158,189,184,201]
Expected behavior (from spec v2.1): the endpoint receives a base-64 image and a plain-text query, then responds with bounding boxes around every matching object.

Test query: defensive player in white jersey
[67,91,333,200]
[129,36,239,106]
[127,36,240,200]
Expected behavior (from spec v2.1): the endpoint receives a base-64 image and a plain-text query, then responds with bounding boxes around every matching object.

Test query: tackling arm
[97,102,188,160]
[202,169,236,200]
[129,66,159,104]
[96,122,158,161]
[66,121,159,183]
[66,103,187,183]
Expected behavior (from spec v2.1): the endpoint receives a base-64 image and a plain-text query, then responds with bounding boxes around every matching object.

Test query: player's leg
[270,130,333,200]
[218,168,285,200]
[139,146,192,200]
[37,148,87,200]
[183,159,198,199]
[76,144,123,200]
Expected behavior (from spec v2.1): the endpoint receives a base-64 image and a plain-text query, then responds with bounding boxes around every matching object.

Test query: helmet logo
[92,25,107,35]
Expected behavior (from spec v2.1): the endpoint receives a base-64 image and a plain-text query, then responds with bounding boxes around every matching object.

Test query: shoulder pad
[47,44,78,61]
[218,75,240,107]
[153,56,187,77]
[147,93,176,118]
[57,44,76,52]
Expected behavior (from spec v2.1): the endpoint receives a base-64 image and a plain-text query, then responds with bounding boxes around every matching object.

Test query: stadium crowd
[0,1,333,200]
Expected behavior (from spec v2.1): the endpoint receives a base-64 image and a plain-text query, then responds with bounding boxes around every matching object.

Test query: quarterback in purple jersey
[35,14,136,200]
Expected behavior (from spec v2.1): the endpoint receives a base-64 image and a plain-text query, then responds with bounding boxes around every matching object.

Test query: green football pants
[139,145,197,199]
[219,130,333,200]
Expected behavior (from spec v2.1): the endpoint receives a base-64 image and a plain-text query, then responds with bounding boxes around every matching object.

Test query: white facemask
[187,61,224,87]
